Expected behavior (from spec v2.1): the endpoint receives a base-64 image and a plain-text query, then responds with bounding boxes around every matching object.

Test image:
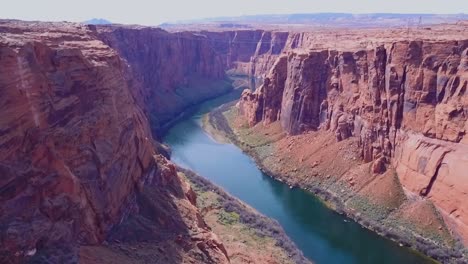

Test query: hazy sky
[1,0,468,25]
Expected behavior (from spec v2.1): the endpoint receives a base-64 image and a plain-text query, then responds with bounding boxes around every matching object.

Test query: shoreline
[203,102,466,264]
[158,74,254,138]
[176,166,312,264]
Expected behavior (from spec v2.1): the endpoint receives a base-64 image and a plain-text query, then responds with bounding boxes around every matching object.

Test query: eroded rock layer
[96,26,231,130]
[194,24,468,78]
[2,17,468,263]
[0,21,228,263]
[237,35,468,245]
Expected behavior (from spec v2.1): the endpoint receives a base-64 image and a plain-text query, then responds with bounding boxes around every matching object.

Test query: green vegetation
[202,103,463,264]
[217,210,240,225]
[177,168,310,264]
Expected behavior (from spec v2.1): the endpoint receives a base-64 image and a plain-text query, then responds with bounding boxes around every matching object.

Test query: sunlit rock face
[237,37,468,243]
[97,26,228,130]
[1,17,468,263]
[0,21,229,263]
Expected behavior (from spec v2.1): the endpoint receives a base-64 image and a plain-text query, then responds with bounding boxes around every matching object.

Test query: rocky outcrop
[395,133,468,241]
[197,24,468,79]
[0,21,228,263]
[96,26,231,131]
[237,38,468,243]
[238,55,288,126]
[2,17,467,263]
[200,30,290,76]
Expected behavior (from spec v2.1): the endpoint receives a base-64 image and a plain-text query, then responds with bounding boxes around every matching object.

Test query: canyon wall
[2,19,467,262]
[198,25,468,77]
[237,38,468,243]
[198,29,378,77]
[96,26,231,131]
[199,30,339,77]
[200,30,290,76]
[0,21,228,263]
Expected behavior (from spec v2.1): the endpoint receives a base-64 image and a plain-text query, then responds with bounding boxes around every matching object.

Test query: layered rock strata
[194,23,468,78]
[0,21,229,263]
[96,26,231,131]
[2,18,468,263]
[237,38,468,247]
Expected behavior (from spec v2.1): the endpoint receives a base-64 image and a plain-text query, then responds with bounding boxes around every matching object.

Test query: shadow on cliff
[78,171,219,264]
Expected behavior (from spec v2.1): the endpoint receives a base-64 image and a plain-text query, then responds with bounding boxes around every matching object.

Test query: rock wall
[96,26,230,130]
[237,39,468,242]
[2,19,467,262]
[0,21,228,263]
[199,25,468,79]
[200,30,292,76]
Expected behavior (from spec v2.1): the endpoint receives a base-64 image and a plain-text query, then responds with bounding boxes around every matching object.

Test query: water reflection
[163,89,435,264]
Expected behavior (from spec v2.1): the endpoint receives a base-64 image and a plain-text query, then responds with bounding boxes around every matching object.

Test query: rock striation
[200,30,290,76]
[0,20,228,263]
[195,24,468,78]
[237,35,468,244]
[96,26,230,131]
[2,17,468,263]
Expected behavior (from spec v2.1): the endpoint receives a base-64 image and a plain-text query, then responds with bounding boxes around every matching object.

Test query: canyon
[96,25,232,132]
[0,20,236,263]
[224,22,468,262]
[0,20,306,264]
[0,17,467,264]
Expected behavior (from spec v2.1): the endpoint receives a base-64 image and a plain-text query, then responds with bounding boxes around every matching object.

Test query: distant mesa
[161,13,468,29]
[84,18,112,25]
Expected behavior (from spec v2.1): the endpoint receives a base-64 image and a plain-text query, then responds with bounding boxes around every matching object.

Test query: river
[163,90,435,264]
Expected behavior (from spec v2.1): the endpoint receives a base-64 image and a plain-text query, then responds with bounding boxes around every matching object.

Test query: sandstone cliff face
[199,25,468,78]
[96,26,230,130]
[237,39,468,242]
[2,18,467,262]
[200,30,290,76]
[0,21,228,263]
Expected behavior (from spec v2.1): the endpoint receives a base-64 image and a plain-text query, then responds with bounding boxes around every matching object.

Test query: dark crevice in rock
[420,151,450,197]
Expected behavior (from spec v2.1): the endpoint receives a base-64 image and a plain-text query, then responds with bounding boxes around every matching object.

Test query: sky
[1,0,468,26]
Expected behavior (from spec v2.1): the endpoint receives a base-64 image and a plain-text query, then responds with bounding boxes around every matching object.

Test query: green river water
[163,90,436,264]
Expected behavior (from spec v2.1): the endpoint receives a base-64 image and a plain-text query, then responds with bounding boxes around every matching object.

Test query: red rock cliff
[200,30,290,76]
[0,21,228,263]
[237,35,468,243]
[96,26,230,130]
